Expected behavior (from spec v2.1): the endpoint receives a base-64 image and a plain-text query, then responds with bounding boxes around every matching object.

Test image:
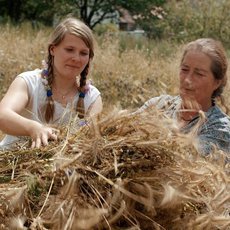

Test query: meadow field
[0,23,230,111]
[0,23,229,229]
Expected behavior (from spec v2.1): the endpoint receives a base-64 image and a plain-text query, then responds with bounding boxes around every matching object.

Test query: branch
[76,0,86,8]
[79,0,88,22]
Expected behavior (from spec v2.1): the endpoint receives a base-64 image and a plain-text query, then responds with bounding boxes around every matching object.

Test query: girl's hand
[30,124,59,148]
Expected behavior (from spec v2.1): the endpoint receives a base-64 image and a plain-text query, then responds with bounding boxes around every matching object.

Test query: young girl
[0,17,102,149]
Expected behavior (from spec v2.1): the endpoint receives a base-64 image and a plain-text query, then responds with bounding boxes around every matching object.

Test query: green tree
[0,0,77,25]
[0,0,166,30]
[162,0,230,45]
[0,0,23,22]
[76,0,166,29]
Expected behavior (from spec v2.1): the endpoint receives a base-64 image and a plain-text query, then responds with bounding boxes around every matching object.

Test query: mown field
[0,24,229,229]
[0,23,230,112]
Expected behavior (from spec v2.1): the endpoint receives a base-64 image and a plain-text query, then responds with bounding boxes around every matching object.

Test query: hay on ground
[0,108,229,230]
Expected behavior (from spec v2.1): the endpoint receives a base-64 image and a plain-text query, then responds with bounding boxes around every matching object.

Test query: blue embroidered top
[138,95,230,156]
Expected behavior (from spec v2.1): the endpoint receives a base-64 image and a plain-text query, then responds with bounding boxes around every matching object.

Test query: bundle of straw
[0,108,229,229]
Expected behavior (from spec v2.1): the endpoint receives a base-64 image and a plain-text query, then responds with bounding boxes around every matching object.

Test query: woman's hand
[30,124,59,148]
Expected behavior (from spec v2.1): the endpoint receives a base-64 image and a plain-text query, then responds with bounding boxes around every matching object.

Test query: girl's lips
[66,65,80,68]
[65,65,82,72]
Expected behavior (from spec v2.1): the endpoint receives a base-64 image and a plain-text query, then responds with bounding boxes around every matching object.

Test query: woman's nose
[183,71,193,86]
[185,71,194,81]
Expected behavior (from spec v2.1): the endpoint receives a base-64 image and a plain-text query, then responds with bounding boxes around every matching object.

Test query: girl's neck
[51,75,78,106]
[52,82,78,106]
[53,76,77,92]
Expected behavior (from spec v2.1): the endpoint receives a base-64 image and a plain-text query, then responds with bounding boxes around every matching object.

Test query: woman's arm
[0,77,57,148]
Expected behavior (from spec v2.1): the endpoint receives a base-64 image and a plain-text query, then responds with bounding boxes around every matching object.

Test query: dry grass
[93,34,181,111]
[0,109,229,229]
[0,24,230,229]
[0,23,229,110]
[0,23,180,109]
[0,23,50,95]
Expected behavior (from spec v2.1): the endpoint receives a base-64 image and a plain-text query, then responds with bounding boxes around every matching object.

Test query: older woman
[137,38,230,156]
[0,17,102,149]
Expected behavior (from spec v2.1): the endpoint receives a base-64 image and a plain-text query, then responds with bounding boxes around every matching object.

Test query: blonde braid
[76,63,89,119]
[44,54,55,122]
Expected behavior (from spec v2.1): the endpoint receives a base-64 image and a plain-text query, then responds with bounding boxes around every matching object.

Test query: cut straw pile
[0,108,229,230]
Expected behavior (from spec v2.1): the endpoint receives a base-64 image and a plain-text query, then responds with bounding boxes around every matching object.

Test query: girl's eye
[80,51,89,56]
[65,48,74,52]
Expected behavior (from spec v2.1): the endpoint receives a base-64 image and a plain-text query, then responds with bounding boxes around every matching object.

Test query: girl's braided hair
[44,17,95,122]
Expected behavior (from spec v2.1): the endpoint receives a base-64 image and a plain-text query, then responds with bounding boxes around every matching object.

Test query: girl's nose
[72,53,80,61]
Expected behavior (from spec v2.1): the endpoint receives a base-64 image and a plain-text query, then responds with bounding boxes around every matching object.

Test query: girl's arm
[0,77,57,148]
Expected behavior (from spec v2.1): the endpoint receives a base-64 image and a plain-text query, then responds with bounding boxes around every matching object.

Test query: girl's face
[50,33,90,81]
[179,50,221,111]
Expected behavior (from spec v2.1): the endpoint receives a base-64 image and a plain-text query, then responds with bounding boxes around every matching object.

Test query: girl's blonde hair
[45,17,95,122]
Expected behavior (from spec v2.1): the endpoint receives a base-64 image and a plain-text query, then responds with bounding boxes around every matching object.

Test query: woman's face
[179,50,221,111]
[50,33,90,81]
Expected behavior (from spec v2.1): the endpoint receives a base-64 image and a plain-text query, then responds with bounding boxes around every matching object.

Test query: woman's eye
[181,68,188,72]
[196,72,204,77]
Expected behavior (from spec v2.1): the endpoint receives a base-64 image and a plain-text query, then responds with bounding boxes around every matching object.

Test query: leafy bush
[162,0,230,46]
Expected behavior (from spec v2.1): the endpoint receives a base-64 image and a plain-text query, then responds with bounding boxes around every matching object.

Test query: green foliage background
[1,0,230,47]
[162,0,230,46]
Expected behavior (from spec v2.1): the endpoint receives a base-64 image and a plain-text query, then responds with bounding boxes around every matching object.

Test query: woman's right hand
[29,124,59,148]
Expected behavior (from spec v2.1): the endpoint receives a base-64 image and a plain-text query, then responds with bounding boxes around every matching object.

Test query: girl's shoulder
[17,69,42,77]
[17,69,42,84]
[17,69,44,96]
[85,83,100,97]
